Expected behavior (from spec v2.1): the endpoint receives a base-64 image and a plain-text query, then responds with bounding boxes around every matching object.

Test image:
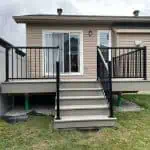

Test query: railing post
[56,61,60,120]
[5,48,9,82]
[97,47,99,80]
[143,46,147,80]
[108,61,113,118]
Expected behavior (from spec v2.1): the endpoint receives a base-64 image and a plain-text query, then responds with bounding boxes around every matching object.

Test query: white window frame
[42,30,84,76]
[97,30,112,61]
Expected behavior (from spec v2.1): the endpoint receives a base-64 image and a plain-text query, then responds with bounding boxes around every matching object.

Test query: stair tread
[60,88,102,91]
[60,95,105,100]
[55,115,116,122]
[58,104,109,110]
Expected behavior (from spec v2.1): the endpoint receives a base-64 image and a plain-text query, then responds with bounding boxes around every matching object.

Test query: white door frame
[42,30,84,76]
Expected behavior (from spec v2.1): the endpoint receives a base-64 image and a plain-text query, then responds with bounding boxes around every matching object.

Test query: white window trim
[42,30,84,76]
[97,30,112,61]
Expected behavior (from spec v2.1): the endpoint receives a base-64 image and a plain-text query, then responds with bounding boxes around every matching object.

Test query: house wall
[116,32,150,79]
[26,24,112,80]
[0,46,6,82]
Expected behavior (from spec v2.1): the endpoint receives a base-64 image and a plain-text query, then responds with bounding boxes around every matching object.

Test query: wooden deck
[1,79,150,94]
[112,78,150,91]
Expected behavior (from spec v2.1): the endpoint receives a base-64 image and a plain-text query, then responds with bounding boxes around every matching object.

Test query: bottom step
[54,115,116,129]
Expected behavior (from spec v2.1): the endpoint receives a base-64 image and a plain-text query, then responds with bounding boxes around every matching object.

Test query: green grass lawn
[0,94,150,150]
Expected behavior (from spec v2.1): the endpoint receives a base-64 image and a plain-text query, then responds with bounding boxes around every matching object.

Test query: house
[1,9,150,129]
[0,37,25,116]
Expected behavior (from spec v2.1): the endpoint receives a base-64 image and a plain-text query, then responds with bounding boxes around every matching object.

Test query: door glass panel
[99,31,110,61]
[64,33,69,72]
[45,33,53,74]
[99,32,109,47]
[52,33,64,73]
[45,32,81,74]
[70,33,80,72]
[45,33,64,73]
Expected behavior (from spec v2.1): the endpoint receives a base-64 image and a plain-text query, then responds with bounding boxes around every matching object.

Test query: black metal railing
[5,46,59,81]
[97,46,147,117]
[112,47,147,79]
[97,46,113,117]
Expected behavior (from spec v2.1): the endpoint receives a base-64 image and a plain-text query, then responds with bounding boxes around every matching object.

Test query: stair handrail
[97,47,108,71]
[97,46,113,118]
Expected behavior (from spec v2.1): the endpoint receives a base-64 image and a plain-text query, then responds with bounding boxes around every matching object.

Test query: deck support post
[117,92,122,107]
[25,94,30,111]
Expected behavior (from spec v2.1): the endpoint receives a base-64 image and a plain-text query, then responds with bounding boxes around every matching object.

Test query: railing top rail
[112,48,144,59]
[6,46,59,49]
[97,46,146,50]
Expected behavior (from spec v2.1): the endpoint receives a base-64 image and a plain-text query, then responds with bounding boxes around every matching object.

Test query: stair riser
[60,90,103,97]
[54,120,115,129]
[61,82,101,89]
[59,109,109,117]
[60,99,107,106]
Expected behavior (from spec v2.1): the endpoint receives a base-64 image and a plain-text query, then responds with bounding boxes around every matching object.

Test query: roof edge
[13,15,150,24]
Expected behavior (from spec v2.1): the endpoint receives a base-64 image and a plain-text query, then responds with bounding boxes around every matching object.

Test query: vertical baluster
[48,48,49,78]
[12,48,14,80]
[137,50,139,77]
[113,57,115,78]
[127,49,129,78]
[44,48,45,78]
[131,52,133,77]
[143,46,147,80]
[137,49,139,77]
[30,48,31,78]
[21,54,22,79]
[135,50,137,77]
[17,49,18,79]
[39,48,40,78]
[114,48,116,77]
[117,48,122,77]
[129,50,131,77]
[140,49,141,78]
[26,48,27,79]
[133,50,135,77]
[53,49,54,79]
[5,48,9,81]
[116,57,118,77]
[123,49,125,77]
[35,48,36,78]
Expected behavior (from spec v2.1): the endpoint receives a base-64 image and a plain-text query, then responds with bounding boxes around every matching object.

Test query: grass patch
[0,94,150,150]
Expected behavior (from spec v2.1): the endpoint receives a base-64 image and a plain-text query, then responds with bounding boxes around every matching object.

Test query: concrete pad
[115,100,144,112]
[33,106,55,116]
[4,107,32,117]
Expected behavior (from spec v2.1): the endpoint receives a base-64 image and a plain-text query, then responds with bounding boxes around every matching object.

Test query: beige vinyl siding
[26,24,112,80]
[116,33,150,79]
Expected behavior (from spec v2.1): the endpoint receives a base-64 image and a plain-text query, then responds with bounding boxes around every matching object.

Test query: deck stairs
[54,80,116,129]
